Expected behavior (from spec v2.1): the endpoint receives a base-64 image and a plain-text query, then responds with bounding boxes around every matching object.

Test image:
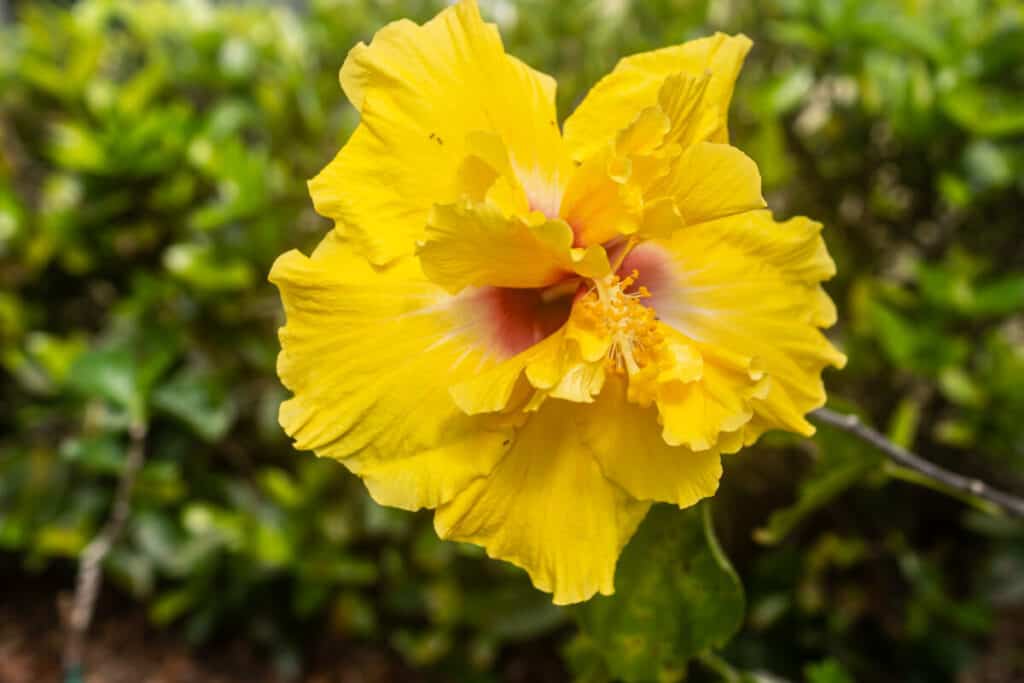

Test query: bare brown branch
[63,422,149,674]
[811,407,1024,519]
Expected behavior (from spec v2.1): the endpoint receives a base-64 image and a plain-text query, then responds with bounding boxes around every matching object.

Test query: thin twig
[811,407,1024,519]
[63,421,149,677]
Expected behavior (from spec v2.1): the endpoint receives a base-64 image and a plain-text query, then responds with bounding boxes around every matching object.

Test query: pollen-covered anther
[578,270,664,374]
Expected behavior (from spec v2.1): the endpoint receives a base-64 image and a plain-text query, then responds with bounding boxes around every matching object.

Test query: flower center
[577,270,664,374]
[468,285,575,357]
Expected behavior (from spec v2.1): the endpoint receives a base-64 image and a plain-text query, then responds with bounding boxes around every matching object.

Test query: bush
[1,0,1022,680]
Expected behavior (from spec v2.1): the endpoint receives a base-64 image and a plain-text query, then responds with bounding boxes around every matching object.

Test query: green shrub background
[1,0,1023,680]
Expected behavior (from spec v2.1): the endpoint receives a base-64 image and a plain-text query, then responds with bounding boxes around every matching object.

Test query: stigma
[576,270,664,374]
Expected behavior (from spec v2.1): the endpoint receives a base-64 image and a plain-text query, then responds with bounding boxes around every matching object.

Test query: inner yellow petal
[418,200,610,293]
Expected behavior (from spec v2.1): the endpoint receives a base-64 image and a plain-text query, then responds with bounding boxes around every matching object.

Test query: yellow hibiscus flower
[270,0,846,604]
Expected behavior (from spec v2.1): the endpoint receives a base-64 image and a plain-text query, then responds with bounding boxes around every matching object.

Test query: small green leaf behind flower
[571,503,745,682]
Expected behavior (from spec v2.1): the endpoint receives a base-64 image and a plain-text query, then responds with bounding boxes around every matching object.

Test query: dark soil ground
[960,606,1024,683]
[0,569,565,683]
[2,565,1022,683]
[0,573,411,683]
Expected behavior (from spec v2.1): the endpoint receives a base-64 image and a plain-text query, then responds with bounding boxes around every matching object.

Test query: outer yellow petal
[563,33,752,162]
[651,210,847,438]
[269,232,518,511]
[418,200,609,293]
[580,377,724,508]
[434,397,651,605]
[310,0,567,265]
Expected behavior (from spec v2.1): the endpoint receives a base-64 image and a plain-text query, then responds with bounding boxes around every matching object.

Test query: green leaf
[938,367,984,408]
[767,20,830,52]
[855,12,950,63]
[67,329,178,421]
[867,299,968,372]
[152,368,236,442]
[943,84,1024,137]
[150,586,200,626]
[462,585,567,642]
[163,243,255,292]
[748,120,795,189]
[968,275,1024,317]
[331,591,379,638]
[756,419,883,545]
[963,140,1014,191]
[67,346,139,415]
[575,503,744,682]
[25,332,86,386]
[34,524,88,557]
[59,434,125,475]
[751,67,813,116]
[106,547,156,598]
[805,658,855,683]
[47,121,106,172]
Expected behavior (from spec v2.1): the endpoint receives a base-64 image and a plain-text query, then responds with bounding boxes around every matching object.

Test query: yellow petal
[613,106,673,157]
[560,107,673,245]
[418,200,609,293]
[654,344,763,451]
[639,196,685,239]
[450,330,563,415]
[563,33,753,162]
[561,139,762,245]
[454,131,529,214]
[434,397,651,605]
[560,146,640,246]
[650,210,846,438]
[270,232,520,511]
[310,0,567,265]
[562,80,759,245]
[656,72,719,149]
[618,325,763,451]
[524,326,608,403]
[581,376,723,508]
[652,142,766,226]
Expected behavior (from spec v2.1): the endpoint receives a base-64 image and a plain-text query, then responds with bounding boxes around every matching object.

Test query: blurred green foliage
[1,0,1023,681]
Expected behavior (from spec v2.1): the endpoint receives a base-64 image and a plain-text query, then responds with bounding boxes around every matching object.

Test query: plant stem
[697,651,743,683]
[63,421,148,677]
[811,407,1024,519]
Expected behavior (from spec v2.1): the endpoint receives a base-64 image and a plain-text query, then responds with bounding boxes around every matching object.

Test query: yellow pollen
[577,270,663,374]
